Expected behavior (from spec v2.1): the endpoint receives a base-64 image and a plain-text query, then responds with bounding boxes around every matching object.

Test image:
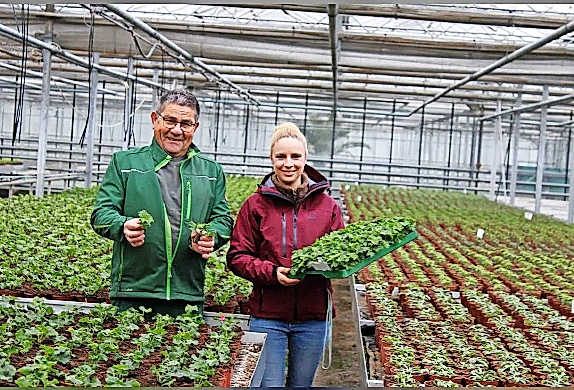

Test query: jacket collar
[149,137,200,165]
[258,164,330,200]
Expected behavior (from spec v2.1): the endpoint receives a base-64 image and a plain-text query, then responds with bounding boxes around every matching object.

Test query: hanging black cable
[128,65,138,147]
[12,5,29,145]
[79,9,95,148]
[496,117,514,201]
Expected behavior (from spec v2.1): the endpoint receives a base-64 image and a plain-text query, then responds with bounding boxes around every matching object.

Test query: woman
[227,122,344,387]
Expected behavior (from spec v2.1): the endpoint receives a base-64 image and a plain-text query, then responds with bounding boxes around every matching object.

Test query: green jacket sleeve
[90,154,129,242]
[207,167,234,250]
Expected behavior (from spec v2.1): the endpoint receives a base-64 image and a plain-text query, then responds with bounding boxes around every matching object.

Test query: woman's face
[271,137,307,191]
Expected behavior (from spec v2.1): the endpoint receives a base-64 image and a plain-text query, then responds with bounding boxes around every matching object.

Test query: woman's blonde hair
[269,122,309,158]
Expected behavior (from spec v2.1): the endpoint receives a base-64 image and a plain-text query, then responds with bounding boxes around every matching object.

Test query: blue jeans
[250,317,328,387]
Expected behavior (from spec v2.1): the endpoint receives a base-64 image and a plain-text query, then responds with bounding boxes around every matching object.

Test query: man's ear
[150,111,158,124]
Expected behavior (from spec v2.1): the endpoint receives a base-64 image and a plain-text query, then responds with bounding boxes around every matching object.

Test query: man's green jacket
[91,139,233,303]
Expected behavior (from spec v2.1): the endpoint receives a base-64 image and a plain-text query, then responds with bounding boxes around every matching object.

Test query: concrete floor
[495,195,572,223]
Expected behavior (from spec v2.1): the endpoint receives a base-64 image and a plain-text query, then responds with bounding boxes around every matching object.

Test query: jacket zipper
[293,207,299,321]
[163,203,173,300]
[186,180,192,220]
[259,287,264,312]
[281,211,287,257]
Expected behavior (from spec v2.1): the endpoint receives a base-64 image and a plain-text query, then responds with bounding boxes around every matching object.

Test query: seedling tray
[291,230,419,279]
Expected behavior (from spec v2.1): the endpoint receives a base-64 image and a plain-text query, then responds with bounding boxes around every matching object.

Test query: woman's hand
[276,267,301,286]
[190,230,215,259]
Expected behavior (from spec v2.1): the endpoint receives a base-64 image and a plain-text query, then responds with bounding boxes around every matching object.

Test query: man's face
[151,103,199,157]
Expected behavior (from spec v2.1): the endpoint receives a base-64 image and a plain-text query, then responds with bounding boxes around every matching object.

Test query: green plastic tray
[290,230,419,279]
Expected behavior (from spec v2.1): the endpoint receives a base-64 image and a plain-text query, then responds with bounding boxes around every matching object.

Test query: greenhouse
[0,3,573,388]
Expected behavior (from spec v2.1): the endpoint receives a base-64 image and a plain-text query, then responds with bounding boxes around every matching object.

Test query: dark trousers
[112,297,203,321]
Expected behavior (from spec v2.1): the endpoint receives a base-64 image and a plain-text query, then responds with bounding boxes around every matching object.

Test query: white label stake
[476,228,485,239]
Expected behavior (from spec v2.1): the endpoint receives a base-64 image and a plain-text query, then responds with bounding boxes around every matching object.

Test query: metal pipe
[102,4,260,106]
[85,52,99,188]
[509,90,522,205]
[569,119,574,223]
[35,11,54,197]
[328,4,340,115]
[0,62,117,95]
[359,97,367,180]
[479,92,574,122]
[0,22,164,90]
[408,19,574,116]
[122,57,133,151]
[535,86,549,214]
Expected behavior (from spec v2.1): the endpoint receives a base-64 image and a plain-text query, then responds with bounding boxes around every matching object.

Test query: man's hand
[124,218,145,247]
[277,267,301,286]
[190,230,215,259]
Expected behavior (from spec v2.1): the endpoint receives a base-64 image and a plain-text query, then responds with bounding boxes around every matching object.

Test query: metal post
[85,52,99,188]
[569,120,574,223]
[535,86,549,214]
[242,104,250,164]
[329,110,337,171]
[302,93,309,136]
[469,117,477,190]
[510,91,522,206]
[97,80,106,183]
[122,57,133,150]
[446,102,455,188]
[214,90,221,160]
[359,97,367,180]
[416,106,425,187]
[475,121,484,193]
[389,99,396,177]
[564,111,573,201]
[274,92,280,125]
[152,68,159,109]
[35,10,54,197]
[489,100,501,200]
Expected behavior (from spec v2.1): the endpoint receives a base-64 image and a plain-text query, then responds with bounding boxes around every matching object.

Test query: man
[91,89,233,319]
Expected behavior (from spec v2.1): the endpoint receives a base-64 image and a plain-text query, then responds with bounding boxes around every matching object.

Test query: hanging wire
[128,65,138,147]
[79,9,95,148]
[12,5,29,145]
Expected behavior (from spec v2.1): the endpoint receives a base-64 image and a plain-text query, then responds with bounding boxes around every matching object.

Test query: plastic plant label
[463,189,467,194]
[308,259,332,271]
[524,211,533,220]
[344,184,351,190]
[357,195,362,202]
[476,228,485,239]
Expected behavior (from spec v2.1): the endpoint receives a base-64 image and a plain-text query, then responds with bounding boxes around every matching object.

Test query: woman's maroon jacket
[226,165,345,322]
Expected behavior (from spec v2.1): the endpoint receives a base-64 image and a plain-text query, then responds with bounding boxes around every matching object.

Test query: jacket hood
[258,164,330,196]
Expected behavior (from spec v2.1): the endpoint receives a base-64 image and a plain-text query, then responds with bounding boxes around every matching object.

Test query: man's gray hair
[156,90,200,118]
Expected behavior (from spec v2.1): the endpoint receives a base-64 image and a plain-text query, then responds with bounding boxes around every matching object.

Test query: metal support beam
[122,57,134,151]
[35,9,54,197]
[480,93,574,122]
[489,100,502,201]
[85,52,99,188]
[535,86,549,214]
[101,4,261,106]
[0,22,164,90]
[0,62,117,95]
[327,4,341,115]
[569,121,574,223]
[509,89,522,206]
[408,19,574,116]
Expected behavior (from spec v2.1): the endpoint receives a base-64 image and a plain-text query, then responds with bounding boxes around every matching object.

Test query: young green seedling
[137,210,154,230]
[189,220,216,244]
